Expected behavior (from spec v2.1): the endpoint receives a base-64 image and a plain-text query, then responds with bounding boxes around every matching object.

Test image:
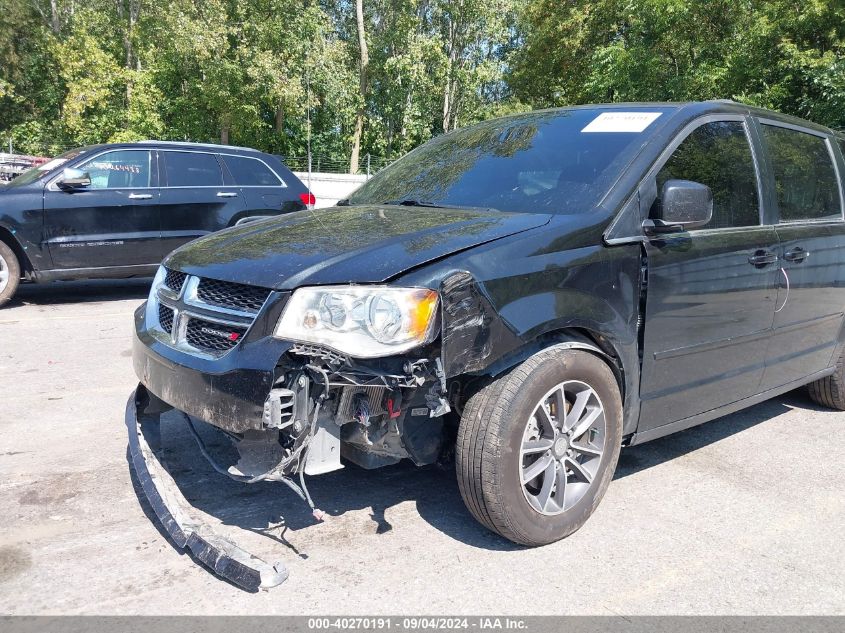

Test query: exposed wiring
[183,411,323,519]
[300,364,331,520]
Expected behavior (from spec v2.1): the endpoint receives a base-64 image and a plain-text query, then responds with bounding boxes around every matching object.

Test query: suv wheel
[456,347,622,546]
[0,241,20,307]
[807,350,845,410]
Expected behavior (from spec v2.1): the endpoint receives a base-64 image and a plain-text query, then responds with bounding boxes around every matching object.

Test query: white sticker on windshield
[581,112,662,133]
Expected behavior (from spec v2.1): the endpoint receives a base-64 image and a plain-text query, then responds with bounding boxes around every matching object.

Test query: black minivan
[128,101,845,589]
[0,141,311,305]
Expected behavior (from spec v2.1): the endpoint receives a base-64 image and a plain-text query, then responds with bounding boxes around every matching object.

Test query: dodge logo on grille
[200,326,241,342]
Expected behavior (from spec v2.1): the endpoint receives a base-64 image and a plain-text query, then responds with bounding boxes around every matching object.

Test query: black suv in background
[0,141,312,306]
[129,102,845,589]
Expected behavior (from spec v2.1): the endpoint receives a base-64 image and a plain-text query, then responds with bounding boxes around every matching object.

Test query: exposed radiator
[336,386,387,423]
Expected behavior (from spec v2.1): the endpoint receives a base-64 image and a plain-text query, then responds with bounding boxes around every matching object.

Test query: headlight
[274,286,439,358]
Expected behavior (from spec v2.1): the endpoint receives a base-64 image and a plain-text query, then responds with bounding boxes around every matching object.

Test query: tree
[509,0,845,129]
[1,0,842,166]
[349,0,370,173]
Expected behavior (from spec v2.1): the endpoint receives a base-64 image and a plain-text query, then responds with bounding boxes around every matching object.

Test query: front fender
[437,245,642,435]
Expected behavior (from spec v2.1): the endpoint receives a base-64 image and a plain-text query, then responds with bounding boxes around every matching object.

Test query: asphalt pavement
[0,279,843,614]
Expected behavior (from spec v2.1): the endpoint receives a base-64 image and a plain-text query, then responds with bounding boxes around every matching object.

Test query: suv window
[656,121,759,229]
[164,151,223,187]
[223,155,282,186]
[762,124,842,222]
[78,150,151,189]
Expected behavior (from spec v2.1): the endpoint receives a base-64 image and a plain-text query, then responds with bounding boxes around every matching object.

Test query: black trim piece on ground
[125,386,289,591]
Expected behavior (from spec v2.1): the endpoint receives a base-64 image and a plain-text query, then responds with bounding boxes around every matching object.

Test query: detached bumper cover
[126,385,288,591]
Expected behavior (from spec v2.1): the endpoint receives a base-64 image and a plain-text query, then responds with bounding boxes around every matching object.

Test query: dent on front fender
[439,271,522,377]
[437,246,643,435]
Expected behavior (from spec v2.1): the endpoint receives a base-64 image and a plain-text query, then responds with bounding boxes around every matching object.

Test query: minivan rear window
[762,124,842,222]
[223,155,282,186]
[348,107,673,215]
[164,151,223,187]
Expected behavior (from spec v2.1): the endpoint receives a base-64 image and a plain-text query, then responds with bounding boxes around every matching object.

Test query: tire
[807,351,845,410]
[0,241,20,308]
[456,347,623,546]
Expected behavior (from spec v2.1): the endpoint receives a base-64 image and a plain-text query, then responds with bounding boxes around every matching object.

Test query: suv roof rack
[136,140,258,152]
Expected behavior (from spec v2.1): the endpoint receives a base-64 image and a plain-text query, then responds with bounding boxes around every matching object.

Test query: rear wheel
[0,241,20,307]
[807,350,845,410]
[456,347,623,546]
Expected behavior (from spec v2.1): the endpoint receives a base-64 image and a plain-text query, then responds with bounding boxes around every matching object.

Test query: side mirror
[644,179,713,234]
[57,167,91,190]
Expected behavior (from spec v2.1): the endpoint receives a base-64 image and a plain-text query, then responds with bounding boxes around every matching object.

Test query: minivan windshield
[348,107,673,215]
[6,148,87,188]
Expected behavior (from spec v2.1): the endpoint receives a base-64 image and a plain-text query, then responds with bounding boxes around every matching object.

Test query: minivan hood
[165,205,551,289]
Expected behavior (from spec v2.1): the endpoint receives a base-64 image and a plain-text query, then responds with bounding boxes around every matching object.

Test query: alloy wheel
[519,380,607,515]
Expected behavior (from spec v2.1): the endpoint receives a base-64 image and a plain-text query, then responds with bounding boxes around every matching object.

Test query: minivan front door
[44,149,160,268]
[638,119,778,432]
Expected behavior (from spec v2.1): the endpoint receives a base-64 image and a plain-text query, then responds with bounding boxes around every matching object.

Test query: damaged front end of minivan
[126,106,666,590]
[127,266,515,590]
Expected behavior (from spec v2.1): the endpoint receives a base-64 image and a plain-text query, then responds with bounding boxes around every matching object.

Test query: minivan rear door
[157,149,245,258]
[638,117,779,432]
[756,122,845,390]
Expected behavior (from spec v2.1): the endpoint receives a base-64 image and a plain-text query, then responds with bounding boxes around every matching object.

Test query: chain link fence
[280,154,395,175]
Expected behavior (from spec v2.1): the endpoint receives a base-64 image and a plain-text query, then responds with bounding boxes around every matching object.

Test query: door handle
[783,247,810,263]
[748,250,778,267]
[128,193,152,200]
[216,191,238,198]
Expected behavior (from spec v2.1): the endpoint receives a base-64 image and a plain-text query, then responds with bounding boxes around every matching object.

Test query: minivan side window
[77,150,151,189]
[656,121,760,230]
[223,155,282,186]
[164,151,223,187]
[761,124,841,222]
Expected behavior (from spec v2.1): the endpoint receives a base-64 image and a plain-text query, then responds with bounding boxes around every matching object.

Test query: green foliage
[1,0,843,166]
[510,0,845,129]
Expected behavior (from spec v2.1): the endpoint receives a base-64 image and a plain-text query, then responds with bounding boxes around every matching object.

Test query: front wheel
[0,241,20,308]
[456,347,622,546]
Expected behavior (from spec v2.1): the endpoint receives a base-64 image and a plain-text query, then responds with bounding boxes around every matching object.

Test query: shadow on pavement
[615,388,819,478]
[10,278,153,306]
[126,388,822,565]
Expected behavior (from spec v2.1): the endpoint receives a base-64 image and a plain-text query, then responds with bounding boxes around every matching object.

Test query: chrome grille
[185,318,247,352]
[164,269,187,292]
[158,304,174,333]
[152,271,271,357]
[196,278,270,313]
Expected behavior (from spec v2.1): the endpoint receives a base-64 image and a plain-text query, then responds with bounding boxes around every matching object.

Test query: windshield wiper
[384,199,504,213]
[385,199,445,208]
